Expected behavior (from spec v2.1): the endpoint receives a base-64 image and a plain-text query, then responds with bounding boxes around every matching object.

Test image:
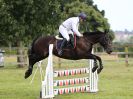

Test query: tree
[0,0,61,67]
[85,0,94,5]
[60,0,111,32]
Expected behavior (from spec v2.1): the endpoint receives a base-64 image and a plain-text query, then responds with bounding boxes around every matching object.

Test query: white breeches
[59,25,73,41]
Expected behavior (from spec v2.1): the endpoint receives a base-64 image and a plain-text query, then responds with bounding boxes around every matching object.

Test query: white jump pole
[42,44,54,99]
[89,49,98,92]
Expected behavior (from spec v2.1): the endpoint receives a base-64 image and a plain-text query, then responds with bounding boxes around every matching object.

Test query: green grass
[0,59,133,99]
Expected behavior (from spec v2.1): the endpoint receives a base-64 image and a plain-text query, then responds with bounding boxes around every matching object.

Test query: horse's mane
[83,31,105,36]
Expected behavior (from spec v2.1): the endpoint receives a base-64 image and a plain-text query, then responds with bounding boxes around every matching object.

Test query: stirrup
[58,50,63,56]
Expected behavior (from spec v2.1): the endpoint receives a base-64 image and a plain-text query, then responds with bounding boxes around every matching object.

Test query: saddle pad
[56,34,77,50]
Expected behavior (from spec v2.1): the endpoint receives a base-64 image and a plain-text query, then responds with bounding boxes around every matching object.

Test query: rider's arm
[72,22,83,37]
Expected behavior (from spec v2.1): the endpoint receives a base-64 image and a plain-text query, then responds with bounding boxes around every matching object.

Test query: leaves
[0,0,61,46]
[60,0,110,32]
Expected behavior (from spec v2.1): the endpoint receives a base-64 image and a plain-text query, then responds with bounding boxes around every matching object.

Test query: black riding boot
[69,34,74,48]
[58,38,67,56]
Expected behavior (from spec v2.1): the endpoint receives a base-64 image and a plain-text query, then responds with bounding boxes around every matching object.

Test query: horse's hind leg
[25,54,36,79]
[25,53,43,79]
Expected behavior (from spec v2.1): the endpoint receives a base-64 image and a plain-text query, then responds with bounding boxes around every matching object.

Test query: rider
[58,12,87,56]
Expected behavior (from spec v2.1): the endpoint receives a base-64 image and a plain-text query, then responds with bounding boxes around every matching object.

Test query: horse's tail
[28,36,39,56]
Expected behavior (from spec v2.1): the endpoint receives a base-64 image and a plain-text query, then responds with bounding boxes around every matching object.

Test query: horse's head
[99,33,113,54]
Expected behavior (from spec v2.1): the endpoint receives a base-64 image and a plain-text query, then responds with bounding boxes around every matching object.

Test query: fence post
[125,46,129,66]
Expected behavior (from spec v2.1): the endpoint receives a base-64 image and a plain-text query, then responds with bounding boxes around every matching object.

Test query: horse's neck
[85,33,103,44]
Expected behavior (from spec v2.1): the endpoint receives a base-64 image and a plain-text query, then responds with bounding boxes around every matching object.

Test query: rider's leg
[58,25,70,55]
[58,38,67,55]
[59,25,70,41]
[69,34,74,48]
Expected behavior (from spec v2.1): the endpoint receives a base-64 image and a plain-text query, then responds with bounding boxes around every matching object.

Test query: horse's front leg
[92,59,99,73]
[86,54,98,73]
[92,55,103,74]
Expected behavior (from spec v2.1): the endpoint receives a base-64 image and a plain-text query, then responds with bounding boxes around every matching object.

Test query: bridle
[99,34,111,48]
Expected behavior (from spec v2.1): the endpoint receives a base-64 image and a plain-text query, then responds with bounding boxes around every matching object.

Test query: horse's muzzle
[106,47,113,54]
[107,50,112,54]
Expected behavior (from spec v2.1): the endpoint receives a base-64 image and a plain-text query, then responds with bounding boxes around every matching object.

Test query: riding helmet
[78,12,87,20]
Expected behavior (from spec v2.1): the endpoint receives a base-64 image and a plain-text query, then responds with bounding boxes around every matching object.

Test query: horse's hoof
[92,66,98,73]
[97,68,102,74]
[25,69,32,79]
[92,68,95,73]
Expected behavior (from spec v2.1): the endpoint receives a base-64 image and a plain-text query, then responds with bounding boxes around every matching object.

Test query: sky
[93,0,133,31]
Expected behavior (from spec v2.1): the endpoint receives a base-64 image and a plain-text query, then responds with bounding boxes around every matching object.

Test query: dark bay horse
[25,31,113,79]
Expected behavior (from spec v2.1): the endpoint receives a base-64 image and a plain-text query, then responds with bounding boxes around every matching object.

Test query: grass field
[0,58,133,99]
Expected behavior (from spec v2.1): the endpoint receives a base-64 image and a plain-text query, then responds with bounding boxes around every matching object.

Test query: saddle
[55,34,77,50]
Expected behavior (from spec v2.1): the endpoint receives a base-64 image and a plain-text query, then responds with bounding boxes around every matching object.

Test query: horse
[25,31,113,79]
